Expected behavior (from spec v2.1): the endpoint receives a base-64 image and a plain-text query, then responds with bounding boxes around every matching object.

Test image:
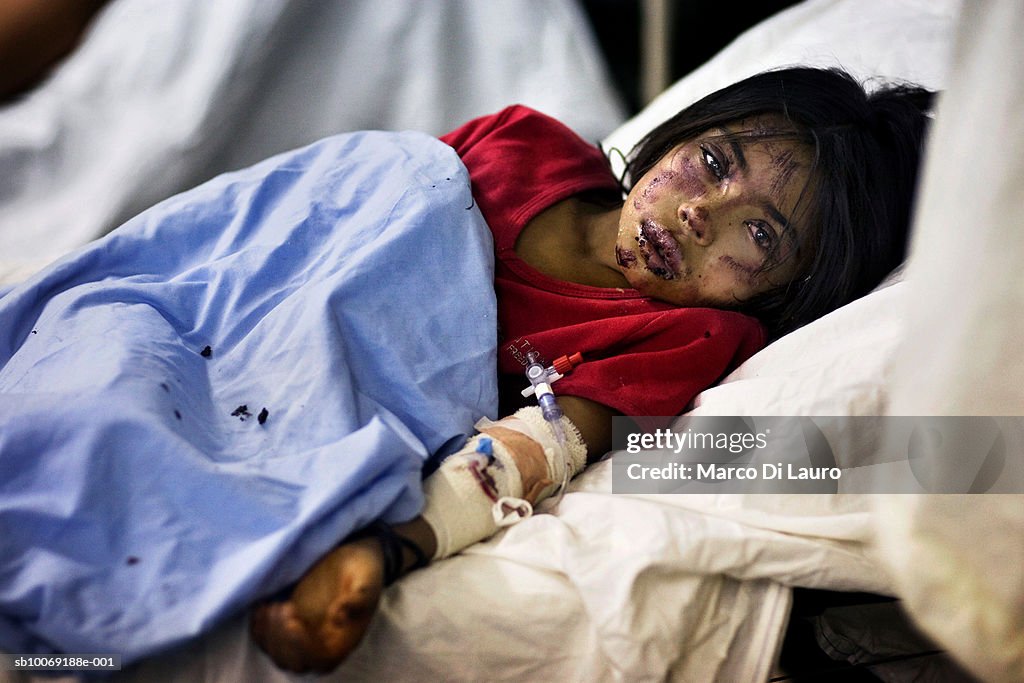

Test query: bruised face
[616,115,814,307]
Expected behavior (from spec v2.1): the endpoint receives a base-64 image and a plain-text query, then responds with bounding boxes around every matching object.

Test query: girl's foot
[249,518,436,673]
[249,537,384,673]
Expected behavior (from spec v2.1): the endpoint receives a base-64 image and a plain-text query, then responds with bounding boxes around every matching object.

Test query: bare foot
[250,537,384,674]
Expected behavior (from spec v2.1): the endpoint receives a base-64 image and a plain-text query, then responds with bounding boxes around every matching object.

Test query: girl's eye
[747,220,776,251]
[700,145,727,180]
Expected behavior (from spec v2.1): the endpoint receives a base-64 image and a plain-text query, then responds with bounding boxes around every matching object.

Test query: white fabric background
[871,2,1024,680]
[0,0,625,284]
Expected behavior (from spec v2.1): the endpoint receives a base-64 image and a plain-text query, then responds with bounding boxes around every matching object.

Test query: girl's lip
[636,220,681,279]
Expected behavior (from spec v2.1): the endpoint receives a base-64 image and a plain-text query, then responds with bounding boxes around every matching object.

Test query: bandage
[421,406,587,559]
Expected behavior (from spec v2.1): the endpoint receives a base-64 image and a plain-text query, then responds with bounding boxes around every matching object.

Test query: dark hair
[625,67,934,337]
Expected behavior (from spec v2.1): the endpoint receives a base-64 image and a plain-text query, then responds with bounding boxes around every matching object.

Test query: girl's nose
[679,204,712,245]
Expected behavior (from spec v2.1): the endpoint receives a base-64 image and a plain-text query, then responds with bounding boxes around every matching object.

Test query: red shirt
[441,106,764,417]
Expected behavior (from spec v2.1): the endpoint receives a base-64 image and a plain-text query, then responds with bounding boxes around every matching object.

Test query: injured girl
[246,67,935,672]
[0,67,932,672]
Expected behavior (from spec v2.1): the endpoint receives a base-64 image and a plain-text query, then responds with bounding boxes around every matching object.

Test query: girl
[250,66,935,672]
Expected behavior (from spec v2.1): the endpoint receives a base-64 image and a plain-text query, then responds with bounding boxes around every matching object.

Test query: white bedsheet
[52,462,883,682]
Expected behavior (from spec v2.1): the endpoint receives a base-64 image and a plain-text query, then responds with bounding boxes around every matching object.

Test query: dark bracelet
[353,520,430,585]
[264,520,430,603]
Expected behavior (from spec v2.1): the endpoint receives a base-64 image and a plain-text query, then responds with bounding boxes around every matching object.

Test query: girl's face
[616,115,814,307]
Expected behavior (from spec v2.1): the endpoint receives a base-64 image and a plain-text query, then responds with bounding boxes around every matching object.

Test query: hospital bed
[3,0,1023,681]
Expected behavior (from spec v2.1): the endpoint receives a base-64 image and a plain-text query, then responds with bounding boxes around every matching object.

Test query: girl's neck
[516,197,626,289]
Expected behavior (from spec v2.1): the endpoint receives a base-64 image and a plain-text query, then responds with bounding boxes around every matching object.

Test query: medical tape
[421,407,587,559]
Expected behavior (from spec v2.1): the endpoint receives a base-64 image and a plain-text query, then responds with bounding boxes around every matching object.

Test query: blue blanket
[0,132,498,662]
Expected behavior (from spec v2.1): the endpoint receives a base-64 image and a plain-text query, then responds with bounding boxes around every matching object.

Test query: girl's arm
[559,394,616,462]
[251,397,617,673]
[390,394,616,575]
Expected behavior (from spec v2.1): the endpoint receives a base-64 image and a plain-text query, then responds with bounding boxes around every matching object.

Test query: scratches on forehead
[768,149,800,202]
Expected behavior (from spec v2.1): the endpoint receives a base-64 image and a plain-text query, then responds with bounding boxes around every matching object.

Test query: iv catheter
[520,352,582,398]
[524,351,581,505]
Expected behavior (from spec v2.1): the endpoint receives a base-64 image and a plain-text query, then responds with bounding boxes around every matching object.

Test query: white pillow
[603,0,959,178]
[601,0,960,418]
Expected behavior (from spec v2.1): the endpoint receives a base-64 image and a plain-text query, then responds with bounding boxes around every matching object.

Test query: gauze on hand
[421,407,587,559]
